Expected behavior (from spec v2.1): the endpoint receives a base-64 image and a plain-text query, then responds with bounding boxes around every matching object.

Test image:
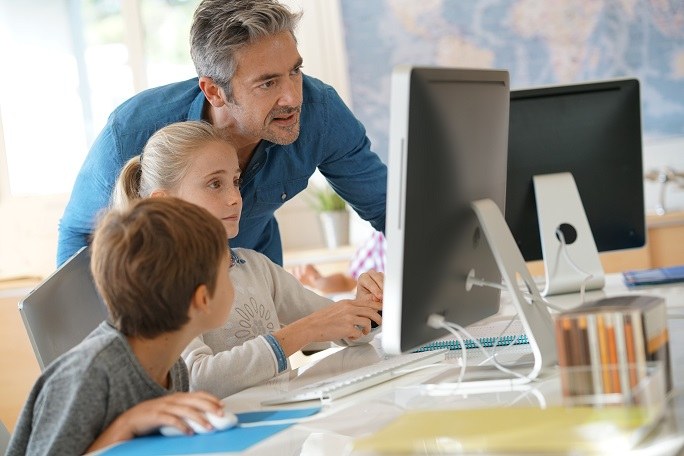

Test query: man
[57,0,386,266]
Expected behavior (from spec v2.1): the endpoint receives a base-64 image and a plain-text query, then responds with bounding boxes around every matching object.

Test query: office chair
[18,247,108,371]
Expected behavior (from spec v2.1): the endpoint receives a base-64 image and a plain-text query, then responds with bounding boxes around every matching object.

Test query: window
[0,0,198,197]
[0,0,198,278]
[0,0,350,278]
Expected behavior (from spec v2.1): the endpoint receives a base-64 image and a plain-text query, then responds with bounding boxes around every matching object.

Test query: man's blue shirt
[57,75,387,266]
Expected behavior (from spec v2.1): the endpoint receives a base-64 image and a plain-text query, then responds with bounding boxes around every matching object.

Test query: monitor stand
[533,172,605,296]
[470,199,557,382]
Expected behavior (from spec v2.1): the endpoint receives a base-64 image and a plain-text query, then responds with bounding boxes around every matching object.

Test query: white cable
[467,276,508,291]
[474,315,523,367]
[427,315,467,386]
[467,272,565,315]
[462,314,520,366]
[427,314,532,384]
[442,324,468,386]
[468,270,540,304]
[442,321,531,382]
[466,274,548,365]
[553,228,593,305]
[540,298,567,313]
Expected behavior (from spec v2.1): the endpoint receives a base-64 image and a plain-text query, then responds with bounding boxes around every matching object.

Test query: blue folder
[101,407,321,455]
[622,265,684,287]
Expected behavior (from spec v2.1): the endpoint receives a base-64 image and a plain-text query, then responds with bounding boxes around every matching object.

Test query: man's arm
[317,86,387,233]
[57,126,123,265]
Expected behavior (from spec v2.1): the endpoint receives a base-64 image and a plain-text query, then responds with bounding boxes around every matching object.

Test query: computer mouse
[159,405,238,436]
[371,310,382,329]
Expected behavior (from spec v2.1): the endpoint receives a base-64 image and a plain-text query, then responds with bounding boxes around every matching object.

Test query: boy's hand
[124,392,224,436]
[356,270,384,302]
[87,392,223,452]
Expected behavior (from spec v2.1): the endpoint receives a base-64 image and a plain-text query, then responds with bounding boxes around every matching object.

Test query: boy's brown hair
[91,197,228,338]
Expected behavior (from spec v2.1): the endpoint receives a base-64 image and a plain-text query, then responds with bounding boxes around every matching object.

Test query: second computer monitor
[506,78,645,262]
[383,66,511,354]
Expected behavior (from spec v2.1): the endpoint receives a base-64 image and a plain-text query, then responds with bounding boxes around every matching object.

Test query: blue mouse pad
[101,407,321,455]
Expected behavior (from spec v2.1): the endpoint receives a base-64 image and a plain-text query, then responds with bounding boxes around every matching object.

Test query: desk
[225,276,684,455]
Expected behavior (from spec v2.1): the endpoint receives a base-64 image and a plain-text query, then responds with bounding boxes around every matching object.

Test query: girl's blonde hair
[112,121,229,208]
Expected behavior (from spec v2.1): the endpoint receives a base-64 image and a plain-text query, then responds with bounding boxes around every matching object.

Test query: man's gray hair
[190,0,302,100]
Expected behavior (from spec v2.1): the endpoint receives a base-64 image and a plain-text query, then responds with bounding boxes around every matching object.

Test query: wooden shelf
[283,245,356,267]
[646,211,684,228]
[283,245,356,277]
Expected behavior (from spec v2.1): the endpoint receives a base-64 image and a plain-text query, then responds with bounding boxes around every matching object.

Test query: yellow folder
[354,406,654,454]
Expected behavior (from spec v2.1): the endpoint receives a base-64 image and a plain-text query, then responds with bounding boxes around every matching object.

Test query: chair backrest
[18,247,108,370]
[0,418,10,455]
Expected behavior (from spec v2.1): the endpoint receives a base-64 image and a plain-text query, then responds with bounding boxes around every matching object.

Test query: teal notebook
[414,333,529,352]
[414,318,529,352]
[101,407,320,455]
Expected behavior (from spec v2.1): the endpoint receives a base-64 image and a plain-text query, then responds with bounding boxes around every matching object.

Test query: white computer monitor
[382,66,511,354]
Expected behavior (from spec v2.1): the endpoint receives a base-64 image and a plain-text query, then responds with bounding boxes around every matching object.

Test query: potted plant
[306,185,350,249]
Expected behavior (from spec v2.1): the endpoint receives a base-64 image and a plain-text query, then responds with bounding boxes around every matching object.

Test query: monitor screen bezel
[505,78,646,262]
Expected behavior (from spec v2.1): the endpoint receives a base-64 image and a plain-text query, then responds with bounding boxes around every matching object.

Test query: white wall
[0,196,67,278]
[643,136,684,215]
[0,1,73,279]
[275,0,374,251]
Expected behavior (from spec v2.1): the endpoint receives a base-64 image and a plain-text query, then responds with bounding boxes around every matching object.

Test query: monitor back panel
[384,66,510,353]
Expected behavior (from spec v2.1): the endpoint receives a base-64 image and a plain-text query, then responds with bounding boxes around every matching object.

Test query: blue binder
[622,265,684,287]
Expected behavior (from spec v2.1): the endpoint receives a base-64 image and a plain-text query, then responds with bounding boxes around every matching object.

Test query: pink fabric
[349,231,386,279]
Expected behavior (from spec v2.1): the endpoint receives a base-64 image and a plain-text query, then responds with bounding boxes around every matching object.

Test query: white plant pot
[318,211,350,249]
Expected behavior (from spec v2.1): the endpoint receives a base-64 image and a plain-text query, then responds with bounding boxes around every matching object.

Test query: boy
[8,198,234,455]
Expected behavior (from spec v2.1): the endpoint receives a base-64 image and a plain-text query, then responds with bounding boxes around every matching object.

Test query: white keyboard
[261,349,448,405]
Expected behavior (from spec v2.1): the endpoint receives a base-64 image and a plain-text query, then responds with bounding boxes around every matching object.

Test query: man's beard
[263,106,301,145]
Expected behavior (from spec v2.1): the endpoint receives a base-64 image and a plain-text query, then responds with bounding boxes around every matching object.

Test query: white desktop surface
[216,274,684,456]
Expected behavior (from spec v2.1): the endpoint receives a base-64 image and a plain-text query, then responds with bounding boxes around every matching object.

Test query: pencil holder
[553,295,672,402]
